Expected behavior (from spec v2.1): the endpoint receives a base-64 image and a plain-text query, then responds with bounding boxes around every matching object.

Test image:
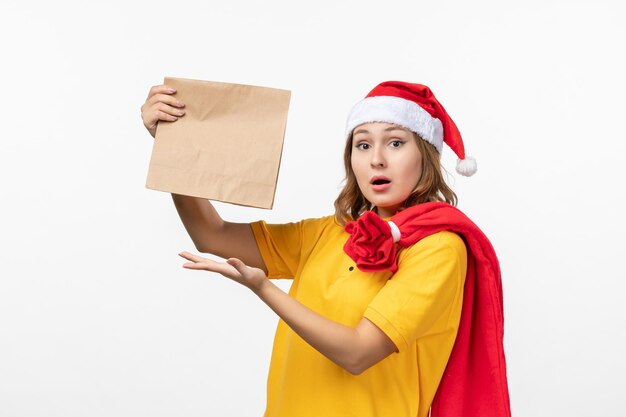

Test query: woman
[140,81,510,417]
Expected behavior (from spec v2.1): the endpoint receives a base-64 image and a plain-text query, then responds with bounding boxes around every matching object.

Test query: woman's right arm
[171,194,267,272]
[141,84,267,273]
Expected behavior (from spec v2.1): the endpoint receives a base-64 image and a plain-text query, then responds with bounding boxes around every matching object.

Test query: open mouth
[371,177,391,185]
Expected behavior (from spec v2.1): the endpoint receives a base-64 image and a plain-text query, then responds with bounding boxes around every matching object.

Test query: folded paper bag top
[145,77,291,209]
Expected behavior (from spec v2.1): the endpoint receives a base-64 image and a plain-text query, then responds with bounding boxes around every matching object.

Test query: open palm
[178,251,268,291]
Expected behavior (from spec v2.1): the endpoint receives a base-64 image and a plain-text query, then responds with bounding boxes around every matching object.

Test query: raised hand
[178,251,268,292]
[140,84,186,138]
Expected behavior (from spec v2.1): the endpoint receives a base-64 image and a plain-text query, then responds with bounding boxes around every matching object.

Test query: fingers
[226,258,249,274]
[144,92,185,111]
[226,258,244,267]
[152,101,186,121]
[178,251,215,268]
[178,252,240,278]
[144,85,185,109]
[146,84,177,100]
[227,258,268,291]
[178,251,203,262]
[141,108,176,131]
[141,100,185,133]
[140,84,186,134]
[178,252,267,291]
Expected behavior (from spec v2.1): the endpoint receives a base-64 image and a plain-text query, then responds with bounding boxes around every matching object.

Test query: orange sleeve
[250,216,329,279]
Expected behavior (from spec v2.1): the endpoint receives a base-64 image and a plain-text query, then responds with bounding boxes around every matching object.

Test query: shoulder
[391,231,468,296]
[301,214,345,242]
[302,214,337,227]
[251,214,335,230]
[424,230,466,252]
[296,214,339,234]
[398,230,467,266]
[251,214,340,243]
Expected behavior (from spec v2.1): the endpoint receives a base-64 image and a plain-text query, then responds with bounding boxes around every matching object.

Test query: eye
[390,140,405,148]
[355,142,370,150]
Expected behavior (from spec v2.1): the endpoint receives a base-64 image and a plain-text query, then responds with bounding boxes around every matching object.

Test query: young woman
[140,81,511,417]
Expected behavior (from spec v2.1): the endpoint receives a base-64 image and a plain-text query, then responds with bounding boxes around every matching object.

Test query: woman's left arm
[179,251,397,375]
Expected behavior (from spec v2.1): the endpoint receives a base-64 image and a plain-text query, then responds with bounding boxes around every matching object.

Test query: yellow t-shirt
[250,214,467,417]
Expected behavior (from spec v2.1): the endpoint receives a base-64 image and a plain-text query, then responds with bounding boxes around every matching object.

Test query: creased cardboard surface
[146,77,291,209]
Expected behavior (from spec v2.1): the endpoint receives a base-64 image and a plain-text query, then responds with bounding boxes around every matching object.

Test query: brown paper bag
[146,77,291,209]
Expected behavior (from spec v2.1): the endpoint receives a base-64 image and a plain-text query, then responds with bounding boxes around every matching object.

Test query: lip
[370,176,392,192]
[371,183,391,192]
[370,175,391,184]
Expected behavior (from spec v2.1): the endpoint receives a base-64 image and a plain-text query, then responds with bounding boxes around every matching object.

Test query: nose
[370,147,386,168]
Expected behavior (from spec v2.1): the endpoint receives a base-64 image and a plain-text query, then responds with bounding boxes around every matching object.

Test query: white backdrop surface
[1,0,625,416]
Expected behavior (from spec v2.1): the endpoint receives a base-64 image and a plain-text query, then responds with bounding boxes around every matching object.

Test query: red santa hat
[345,81,477,177]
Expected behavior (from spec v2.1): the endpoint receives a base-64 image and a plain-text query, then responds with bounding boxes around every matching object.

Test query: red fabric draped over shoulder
[344,202,511,417]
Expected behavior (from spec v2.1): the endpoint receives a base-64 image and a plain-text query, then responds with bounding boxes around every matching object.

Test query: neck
[372,206,398,219]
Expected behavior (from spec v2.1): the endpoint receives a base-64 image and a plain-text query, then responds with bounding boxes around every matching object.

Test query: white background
[1,0,625,415]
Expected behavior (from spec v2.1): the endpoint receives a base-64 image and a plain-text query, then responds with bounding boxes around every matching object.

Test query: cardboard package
[146,77,291,209]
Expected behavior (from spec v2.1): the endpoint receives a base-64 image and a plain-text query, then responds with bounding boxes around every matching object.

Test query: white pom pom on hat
[456,155,477,177]
[345,81,477,177]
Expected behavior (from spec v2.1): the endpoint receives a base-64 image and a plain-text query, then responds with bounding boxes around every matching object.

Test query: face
[350,122,423,218]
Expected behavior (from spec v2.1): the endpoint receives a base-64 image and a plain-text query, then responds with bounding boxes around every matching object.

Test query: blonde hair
[333,131,458,226]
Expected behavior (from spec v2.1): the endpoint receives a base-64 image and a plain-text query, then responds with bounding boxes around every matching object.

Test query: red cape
[344,202,511,417]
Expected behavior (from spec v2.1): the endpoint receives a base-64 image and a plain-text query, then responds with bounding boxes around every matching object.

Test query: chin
[371,198,402,208]
[374,202,403,214]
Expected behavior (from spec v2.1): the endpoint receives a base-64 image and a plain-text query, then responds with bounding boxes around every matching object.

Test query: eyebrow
[353,126,408,135]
